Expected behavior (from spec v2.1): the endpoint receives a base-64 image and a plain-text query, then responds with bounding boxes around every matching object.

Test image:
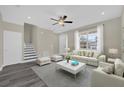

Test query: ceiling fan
[50,15,73,26]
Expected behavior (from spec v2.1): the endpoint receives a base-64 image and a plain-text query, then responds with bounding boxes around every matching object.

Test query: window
[80,34,87,49]
[80,31,97,50]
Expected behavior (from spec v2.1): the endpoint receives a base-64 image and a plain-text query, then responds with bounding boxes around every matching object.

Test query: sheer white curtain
[74,31,80,50]
[59,33,68,54]
[97,24,104,53]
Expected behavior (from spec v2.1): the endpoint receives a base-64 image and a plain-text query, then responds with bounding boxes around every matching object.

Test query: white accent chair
[91,62,124,87]
[51,55,63,62]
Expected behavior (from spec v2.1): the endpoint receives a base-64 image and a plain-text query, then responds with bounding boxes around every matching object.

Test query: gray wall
[104,18,121,58]
[3,21,23,32]
[24,23,33,44]
[0,12,3,68]
[121,8,124,61]
[61,17,121,58]
[32,25,59,57]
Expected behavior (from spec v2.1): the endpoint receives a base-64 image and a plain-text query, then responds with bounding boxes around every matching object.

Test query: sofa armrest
[91,69,124,87]
[98,55,106,62]
[99,62,114,68]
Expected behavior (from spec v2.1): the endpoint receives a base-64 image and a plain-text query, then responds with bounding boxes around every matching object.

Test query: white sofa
[91,62,124,87]
[71,50,106,66]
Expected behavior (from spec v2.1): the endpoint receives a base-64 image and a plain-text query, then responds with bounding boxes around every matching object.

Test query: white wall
[0,12,3,70]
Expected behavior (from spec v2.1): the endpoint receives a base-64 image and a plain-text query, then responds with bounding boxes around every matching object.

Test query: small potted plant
[65,54,72,63]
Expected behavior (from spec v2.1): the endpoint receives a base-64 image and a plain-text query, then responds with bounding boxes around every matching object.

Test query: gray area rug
[32,63,96,87]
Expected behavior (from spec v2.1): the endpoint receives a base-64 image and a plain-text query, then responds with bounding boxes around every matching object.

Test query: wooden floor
[0,62,47,87]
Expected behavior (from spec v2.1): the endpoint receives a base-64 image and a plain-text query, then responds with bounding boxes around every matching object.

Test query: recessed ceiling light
[101,12,105,15]
[27,16,31,19]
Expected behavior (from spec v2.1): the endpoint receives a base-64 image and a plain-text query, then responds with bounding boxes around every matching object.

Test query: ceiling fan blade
[50,18,58,21]
[64,21,73,23]
[63,15,67,20]
[52,23,58,25]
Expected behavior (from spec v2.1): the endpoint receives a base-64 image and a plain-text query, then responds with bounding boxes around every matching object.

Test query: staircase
[24,44,38,62]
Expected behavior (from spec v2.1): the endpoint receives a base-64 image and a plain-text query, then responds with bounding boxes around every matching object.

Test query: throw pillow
[91,52,94,57]
[78,51,81,56]
[83,51,85,56]
[80,51,84,56]
[88,51,93,57]
[93,52,100,58]
[102,66,113,74]
[85,51,89,57]
[114,59,124,77]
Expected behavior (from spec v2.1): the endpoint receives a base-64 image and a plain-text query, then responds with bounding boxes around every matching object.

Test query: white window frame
[79,29,97,50]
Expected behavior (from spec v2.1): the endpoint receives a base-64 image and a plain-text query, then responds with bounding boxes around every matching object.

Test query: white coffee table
[56,60,86,78]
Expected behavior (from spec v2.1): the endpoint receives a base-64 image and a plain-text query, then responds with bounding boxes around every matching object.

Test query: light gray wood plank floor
[0,62,47,87]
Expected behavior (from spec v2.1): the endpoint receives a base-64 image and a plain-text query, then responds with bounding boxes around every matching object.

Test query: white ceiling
[0,5,123,33]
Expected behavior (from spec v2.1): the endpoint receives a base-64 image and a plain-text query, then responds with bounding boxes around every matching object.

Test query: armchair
[91,62,124,87]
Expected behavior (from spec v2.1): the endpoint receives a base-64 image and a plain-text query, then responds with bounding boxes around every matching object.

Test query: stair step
[24,50,36,52]
[24,47,33,49]
[24,57,37,60]
[24,53,37,57]
[24,45,33,47]
[24,45,32,47]
[24,47,33,48]
[24,43,32,45]
[24,44,38,63]
[24,48,34,50]
[24,56,38,60]
[23,59,37,63]
[24,51,36,54]
[24,46,33,48]
[24,50,35,52]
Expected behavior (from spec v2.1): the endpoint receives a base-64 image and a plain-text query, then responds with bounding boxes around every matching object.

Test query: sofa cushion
[72,53,98,61]
[114,59,124,77]
[87,57,98,62]
[85,51,89,57]
[80,51,85,56]
[80,56,98,62]
[78,51,81,56]
[72,55,83,59]
[88,51,94,57]
[93,52,100,58]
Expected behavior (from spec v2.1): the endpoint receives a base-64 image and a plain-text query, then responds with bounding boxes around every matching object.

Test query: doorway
[3,31,22,66]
